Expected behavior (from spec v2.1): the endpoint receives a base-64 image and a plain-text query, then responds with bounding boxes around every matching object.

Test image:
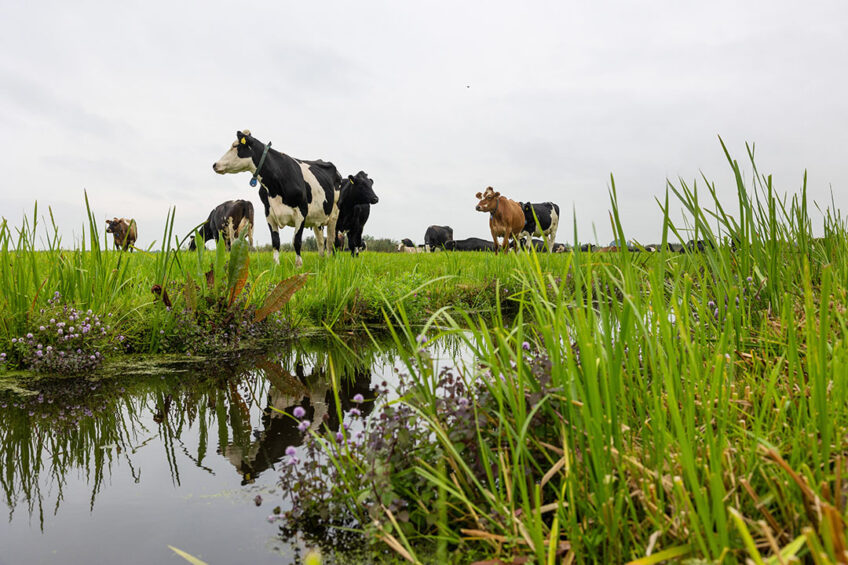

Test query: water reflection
[0,339,385,534]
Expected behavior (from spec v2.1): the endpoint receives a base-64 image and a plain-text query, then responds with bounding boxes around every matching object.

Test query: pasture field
[3,148,848,564]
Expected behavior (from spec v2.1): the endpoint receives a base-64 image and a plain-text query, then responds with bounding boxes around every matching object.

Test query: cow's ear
[348,175,355,184]
[523,203,530,211]
[494,192,500,198]
[237,131,249,145]
[475,192,482,199]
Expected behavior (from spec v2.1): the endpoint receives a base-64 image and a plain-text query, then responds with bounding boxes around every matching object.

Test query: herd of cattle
[102,130,713,261]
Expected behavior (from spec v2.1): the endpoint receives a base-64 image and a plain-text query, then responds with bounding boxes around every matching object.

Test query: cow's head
[339,171,379,206]
[105,217,124,234]
[213,130,259,175]
[475,187,500,212]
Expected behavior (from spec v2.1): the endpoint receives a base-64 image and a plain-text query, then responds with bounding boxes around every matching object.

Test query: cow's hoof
[273,251,280,265]
[295,256,303,268]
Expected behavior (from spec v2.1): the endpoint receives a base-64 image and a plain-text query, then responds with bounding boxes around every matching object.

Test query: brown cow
[105,218,137,251]
[474,186,525,254]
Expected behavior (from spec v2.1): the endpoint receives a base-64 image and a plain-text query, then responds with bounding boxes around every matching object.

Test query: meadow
[2,145,848,564]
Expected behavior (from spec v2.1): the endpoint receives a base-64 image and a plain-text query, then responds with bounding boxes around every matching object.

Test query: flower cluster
[705,275,766,324]
[3,292,122,374]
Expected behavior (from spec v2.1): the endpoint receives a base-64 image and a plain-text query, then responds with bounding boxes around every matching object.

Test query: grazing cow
[105,218,137,251]
[520,202,560,252]
[579,244,598,252]
[189,200,254,250]
[686,239,715,252]
[336,172,378,256]
[444,237,497,251]
[397,243,424,253]
[424,225,453,251]
[401,238,415,248]
[552,243,570,253]
[474,187,525,254]
[212,130,340,268]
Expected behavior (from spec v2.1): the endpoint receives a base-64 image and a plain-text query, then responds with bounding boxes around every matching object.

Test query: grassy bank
[277,147,848,564]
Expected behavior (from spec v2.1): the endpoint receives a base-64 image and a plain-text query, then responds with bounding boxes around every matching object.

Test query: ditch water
[0,338,460,564]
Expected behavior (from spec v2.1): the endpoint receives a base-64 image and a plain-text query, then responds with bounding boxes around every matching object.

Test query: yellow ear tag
[349,179,354,184]
[240,137,246,144]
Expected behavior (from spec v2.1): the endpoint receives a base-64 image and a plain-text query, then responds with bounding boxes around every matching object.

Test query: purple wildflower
[298,420,311,432]
[293,406,306,419]
[352,394,364,404]
[285,446,297,457]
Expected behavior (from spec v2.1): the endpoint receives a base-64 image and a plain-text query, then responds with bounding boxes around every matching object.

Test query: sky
[1,0,846,249]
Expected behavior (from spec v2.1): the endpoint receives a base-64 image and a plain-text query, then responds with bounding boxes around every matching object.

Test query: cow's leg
[349,227,361,257]
[226,217,236,250]
[312,226,326,257]
[293,222,306,268]
[247,221,254,249]
[269,223,281,264]
[326,216,338,256]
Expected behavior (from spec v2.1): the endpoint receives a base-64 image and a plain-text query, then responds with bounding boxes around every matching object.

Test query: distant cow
[474,187,524,254]
[397,243,424,253]
[552,243,570,253]
[579,244,598,252]
[213,130,340,267]
[520,202,559,252]
[513,238,546,251]
[189,200,254,250]
[336,172,378,256]
[401,238,415,248]
[424,225,453,251]
[444,237,496,251]
[105,218,137,251]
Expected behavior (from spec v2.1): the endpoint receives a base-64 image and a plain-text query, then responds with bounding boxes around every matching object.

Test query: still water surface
[0,338,452,564]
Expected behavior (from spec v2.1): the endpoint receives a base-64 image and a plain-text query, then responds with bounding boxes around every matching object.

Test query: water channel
[0,337,458,564]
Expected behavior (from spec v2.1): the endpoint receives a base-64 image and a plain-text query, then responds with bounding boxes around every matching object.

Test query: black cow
[213,130,340,268]
[520,202,560,252]
[686,239,715,252]
[444,237,496,251]
[336,172,378,256]
[189,199,254,250]
[424,225,453,251]
[401,238,415,248]
[579,244,598,252]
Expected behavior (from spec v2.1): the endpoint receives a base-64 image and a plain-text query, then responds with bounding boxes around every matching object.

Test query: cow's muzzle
[371,196,379,204]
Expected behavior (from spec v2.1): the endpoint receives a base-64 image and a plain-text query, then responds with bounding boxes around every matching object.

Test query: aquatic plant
[3,291,122,373]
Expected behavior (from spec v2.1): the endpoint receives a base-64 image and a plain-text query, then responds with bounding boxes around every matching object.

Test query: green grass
[275,144,848,564]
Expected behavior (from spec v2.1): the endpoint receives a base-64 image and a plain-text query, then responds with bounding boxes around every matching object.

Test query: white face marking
[213,143,256,175]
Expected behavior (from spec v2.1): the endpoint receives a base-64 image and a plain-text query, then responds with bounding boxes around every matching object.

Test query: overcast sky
[1,0,846,248]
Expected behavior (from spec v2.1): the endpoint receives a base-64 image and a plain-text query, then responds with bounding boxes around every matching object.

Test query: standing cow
[335,172,379,256]
[189,200,254,250]
[474,187,524,254]
[424,225,453,251]
[105,218,137,251]
[212,130,340,268]
[520,202,559,252]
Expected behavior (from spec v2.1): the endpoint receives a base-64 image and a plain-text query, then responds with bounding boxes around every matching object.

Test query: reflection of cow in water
[222,355,376,485]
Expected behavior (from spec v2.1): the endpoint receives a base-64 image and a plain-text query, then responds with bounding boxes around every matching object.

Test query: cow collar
[249,141,272,188]
[489,196,500,216]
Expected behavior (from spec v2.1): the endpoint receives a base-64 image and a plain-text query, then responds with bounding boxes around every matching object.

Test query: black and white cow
[444,237,497,251]
[552,243,570,253]
[336,171,378,256]
[212,130,340,267]
[520,202,559,252]
[401,238,415,248]
[424,225,453,251]
[189,199,254,250]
